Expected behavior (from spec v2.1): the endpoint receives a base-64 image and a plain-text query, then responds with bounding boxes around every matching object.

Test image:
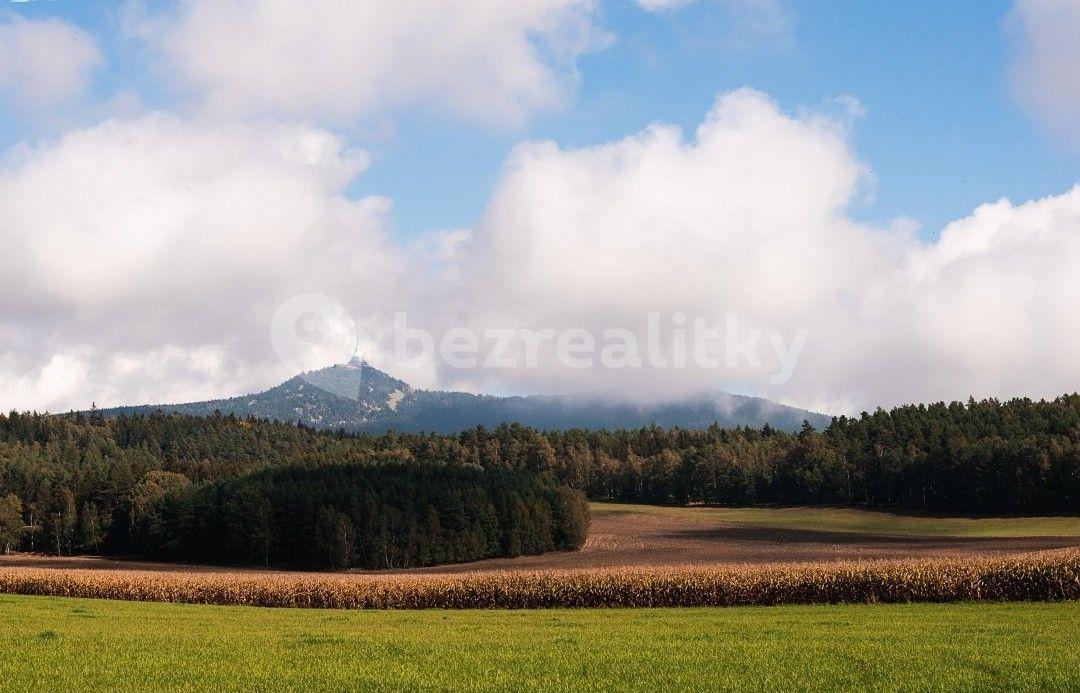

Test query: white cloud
[0,13,102,108]
[128,0,607,125]
[855,186,1080,408]
[446,88,889,399]
[1007,0,1080,143]
[474,90,874,313]
[0,113,410,411]
[440,88,1080,412]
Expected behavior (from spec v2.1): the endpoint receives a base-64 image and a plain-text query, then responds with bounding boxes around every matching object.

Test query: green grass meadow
[591,502,1080,537]
[2,594,1077,692]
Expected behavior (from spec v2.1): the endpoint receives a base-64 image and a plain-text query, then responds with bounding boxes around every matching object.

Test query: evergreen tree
[0,493,22,554]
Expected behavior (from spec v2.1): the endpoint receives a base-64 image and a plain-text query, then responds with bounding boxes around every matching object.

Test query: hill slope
[100,357,831,433]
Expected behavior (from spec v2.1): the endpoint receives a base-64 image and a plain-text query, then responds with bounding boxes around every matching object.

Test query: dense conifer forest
[0,393,1077,566]
[138,464,588,569]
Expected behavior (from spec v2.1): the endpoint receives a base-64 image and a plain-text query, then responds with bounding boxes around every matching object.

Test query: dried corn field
[0,549,1076,609]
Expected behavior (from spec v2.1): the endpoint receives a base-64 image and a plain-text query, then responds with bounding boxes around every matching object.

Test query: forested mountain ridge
[1,392,1077,564]
[96,357,832,433]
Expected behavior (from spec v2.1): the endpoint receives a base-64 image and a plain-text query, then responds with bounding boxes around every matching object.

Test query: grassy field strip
[591,503,1080,537]
[2,595,1077,691]
[1,550,1076,609]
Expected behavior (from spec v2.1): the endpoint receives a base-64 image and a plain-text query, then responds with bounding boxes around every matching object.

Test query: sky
[1,0,1079,416]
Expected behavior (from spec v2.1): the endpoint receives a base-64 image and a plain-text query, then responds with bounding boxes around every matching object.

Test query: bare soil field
[2,503,1076,577]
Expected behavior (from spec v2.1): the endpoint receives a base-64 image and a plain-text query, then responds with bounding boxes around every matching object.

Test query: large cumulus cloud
[0,114,406,411]
[442,89,1080,413]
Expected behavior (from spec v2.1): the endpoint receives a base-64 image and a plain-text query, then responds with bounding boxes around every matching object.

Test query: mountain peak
[297,359,409,404]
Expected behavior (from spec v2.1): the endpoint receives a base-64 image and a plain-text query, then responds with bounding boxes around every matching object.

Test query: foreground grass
[592,502,1080,537]
[2,595,1077,692]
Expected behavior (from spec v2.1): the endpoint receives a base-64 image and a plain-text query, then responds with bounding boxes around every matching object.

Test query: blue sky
[1,0,1076,239]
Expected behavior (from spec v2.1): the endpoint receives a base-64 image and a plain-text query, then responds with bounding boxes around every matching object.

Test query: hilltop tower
[346,331,368,369]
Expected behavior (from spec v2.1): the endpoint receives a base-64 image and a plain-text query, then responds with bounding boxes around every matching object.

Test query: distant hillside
[99,356,832,433]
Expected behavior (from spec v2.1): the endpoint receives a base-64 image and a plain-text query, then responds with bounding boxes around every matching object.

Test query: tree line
[0,393,1078,562]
